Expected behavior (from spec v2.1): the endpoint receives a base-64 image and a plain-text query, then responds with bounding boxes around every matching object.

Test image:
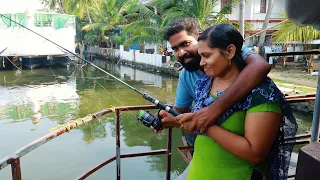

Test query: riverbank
[99,54,317,94]
[91,54,180,77]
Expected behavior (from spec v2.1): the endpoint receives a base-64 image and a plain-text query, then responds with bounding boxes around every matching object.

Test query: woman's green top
[187,95,282,180]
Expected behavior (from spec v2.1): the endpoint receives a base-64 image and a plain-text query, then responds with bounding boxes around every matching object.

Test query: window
[260,0,267,13]
[221,0,232,14]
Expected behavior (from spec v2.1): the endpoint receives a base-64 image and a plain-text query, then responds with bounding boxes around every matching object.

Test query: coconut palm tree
[155,0,216,29]
[81,0,130,47]
[122,0,253,49]
[273,20,320,44]
[273,20,320,73]
[150,0,240,29]
[258,0,274,47]
[239,0,245,36]
[41,0,65,13]
[122,3,164,47]
[63,0,95,23]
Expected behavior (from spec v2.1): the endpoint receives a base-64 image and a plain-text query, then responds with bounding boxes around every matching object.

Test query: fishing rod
[0,14,179,130]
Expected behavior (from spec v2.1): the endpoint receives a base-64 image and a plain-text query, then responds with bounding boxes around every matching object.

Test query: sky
[0,0,44,13]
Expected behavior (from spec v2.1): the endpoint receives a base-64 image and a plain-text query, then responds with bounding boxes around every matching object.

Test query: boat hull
[21,56,47,69]
[52,55,72,67]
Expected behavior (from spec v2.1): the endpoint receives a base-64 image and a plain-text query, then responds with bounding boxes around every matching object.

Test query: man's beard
[179,53,202,72]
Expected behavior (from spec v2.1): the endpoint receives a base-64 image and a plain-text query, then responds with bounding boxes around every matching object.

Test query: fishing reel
[136,110,162,131]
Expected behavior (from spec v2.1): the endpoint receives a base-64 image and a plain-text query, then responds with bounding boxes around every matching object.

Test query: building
[216,0,286,46]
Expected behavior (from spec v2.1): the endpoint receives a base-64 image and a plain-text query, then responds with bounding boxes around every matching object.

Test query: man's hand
[151,110,180,133]
[178,106,219,133]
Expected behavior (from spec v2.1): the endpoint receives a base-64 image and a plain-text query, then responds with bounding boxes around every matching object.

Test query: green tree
[41,0,66,13]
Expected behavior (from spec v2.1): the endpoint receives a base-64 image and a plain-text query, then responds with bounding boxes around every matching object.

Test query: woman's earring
[228,58,232,65]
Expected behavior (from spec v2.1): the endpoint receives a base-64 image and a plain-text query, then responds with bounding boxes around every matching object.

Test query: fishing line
[0,14,179,130]
[76,64,137,117]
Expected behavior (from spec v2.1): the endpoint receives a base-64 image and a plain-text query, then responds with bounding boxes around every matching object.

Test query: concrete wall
[116,65,163,87]
[87,45,165,67]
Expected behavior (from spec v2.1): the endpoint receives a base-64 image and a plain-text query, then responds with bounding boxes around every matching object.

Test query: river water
[0,58,314,180]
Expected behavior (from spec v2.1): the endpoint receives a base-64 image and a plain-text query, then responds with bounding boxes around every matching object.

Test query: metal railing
[0,92,318,180]
[0,105,172,180]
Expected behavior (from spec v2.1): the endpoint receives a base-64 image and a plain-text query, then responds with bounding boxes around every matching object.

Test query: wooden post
[295,143,320,180]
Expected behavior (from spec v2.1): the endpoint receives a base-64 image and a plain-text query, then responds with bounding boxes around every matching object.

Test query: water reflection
[0,67,79,125]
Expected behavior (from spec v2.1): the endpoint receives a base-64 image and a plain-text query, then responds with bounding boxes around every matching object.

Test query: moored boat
[0,11,76,70]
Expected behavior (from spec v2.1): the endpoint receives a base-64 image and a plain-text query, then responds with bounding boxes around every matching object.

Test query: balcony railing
[0,94,317,180]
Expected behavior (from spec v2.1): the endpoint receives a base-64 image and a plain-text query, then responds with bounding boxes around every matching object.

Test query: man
[157,18,271,148]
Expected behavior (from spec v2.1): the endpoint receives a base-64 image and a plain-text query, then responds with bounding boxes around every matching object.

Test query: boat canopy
[0,12,75,30]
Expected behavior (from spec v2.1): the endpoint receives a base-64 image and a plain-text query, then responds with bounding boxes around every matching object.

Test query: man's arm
[193,54,271,133]
[174,107,190,114]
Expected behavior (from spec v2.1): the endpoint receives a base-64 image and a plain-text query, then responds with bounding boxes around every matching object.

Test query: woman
[178,24,297,180]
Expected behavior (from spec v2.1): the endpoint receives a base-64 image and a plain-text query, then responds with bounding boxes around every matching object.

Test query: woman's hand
[177,113,197,134]
[193,106,219,133]
[177,107,219,133]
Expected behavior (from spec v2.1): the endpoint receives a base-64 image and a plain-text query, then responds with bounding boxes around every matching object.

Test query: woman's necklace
[212,77,220,94]
[212,76,237,94]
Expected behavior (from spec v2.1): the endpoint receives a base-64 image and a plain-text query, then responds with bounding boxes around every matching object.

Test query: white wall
[119,46,163,67]
[226,0,285,21]
[88,46,164,67]
[116,65,163,87]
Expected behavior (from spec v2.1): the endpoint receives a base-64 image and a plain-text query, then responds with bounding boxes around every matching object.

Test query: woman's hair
[198,24,246,70]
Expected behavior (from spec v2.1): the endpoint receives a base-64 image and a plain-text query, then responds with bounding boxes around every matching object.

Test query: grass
[272,78,317,94]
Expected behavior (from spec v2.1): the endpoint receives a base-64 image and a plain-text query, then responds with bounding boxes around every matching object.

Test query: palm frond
[124,35,163,46]
[82,23,112,31]
[124,3,161,23]
[273,20,320,44]
[149,0,177,13]
[122,20,155,34]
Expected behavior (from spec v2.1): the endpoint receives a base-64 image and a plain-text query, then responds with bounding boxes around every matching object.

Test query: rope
[50,114,94,132]
[3,56,33,76]
[110,105,116,112]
